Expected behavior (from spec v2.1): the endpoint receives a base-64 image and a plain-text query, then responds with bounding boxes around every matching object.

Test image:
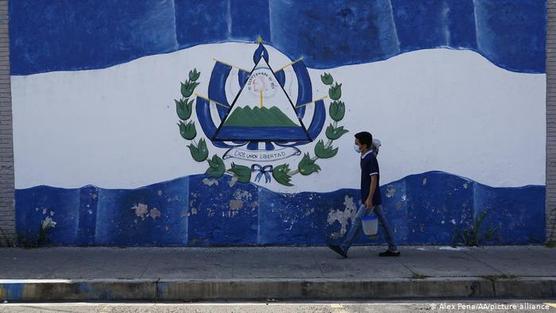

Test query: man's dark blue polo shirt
[360,150,382,205]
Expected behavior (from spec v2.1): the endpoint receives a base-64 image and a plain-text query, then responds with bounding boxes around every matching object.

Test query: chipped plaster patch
[202,178,219,186]
[385,185,396,198]
[228,199,246,218]
[228,176,239,187]
[207,208,215,217]
[229,199,244,210]
[233,189,252,202]
[131,203,149,219]
[38,207,55,218]
[303,208,315,217]
[166,195,177,202]
[327,195,358,239]
[150,207,161,220]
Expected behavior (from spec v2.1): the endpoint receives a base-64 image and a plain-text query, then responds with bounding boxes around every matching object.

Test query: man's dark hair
[355,131,373,148]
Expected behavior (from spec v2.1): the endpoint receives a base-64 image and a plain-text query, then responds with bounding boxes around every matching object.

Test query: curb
[1,277,555,302]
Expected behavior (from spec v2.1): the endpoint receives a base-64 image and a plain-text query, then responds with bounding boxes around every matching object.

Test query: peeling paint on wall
[327,195,358,239]
[14,172,546,246]
[131,203,149,219]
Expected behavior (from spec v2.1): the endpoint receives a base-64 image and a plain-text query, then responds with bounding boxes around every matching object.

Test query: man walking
[328,131,400,257]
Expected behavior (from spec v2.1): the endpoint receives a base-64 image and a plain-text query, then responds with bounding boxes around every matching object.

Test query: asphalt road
[0,300,554,313]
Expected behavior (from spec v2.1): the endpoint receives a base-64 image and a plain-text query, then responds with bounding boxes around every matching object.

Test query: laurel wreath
[175,69,348,186]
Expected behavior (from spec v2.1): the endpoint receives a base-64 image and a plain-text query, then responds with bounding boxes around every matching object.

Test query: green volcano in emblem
[223,106,298,127]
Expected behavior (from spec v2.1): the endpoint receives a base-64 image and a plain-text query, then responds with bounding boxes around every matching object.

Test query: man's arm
[365,175,378,208]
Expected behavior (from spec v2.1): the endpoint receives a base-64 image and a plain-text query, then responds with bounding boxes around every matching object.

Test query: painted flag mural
[10,0,546,246]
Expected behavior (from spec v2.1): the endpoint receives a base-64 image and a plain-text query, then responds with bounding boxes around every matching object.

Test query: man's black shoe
[379,249,400,257]
[328,245,347,258]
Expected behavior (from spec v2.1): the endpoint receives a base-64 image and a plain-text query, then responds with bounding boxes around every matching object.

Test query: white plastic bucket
[362,214,378,236]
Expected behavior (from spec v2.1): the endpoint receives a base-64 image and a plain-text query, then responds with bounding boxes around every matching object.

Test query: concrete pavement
[0,246,555,301]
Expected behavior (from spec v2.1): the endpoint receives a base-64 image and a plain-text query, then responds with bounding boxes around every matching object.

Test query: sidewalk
[0,246,555,301]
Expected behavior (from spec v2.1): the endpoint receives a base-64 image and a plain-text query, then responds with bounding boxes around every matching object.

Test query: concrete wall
[0,0,15,246]
[5,0,551,246]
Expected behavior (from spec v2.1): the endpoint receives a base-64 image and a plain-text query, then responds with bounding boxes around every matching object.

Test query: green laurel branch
[278,72,348,185]
[176,68,251,184]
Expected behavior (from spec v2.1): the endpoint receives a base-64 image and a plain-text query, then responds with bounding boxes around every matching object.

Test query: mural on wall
[9,0,547,246]
[176,40,347,186]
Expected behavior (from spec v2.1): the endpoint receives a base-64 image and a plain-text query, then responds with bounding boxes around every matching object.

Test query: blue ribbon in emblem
[251,164,273,183]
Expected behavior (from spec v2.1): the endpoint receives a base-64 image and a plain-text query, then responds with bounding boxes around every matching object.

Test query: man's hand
[365,197,373,209]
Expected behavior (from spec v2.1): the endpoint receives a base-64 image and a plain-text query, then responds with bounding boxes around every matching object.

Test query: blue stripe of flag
[9,0,546,75]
